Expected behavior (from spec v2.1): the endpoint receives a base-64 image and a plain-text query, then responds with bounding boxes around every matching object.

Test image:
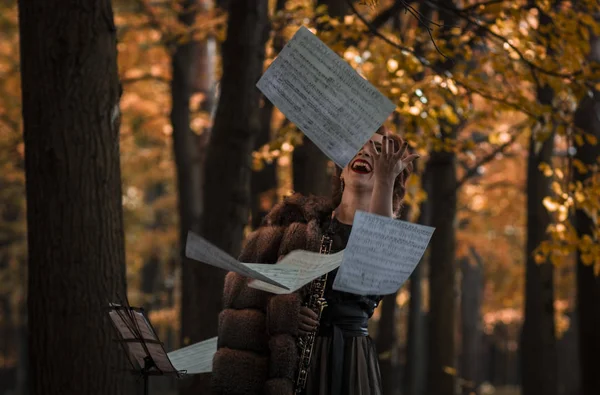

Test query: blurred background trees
[0,0,598,394]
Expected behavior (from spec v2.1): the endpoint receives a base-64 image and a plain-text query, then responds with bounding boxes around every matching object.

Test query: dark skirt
[303,335,383,395]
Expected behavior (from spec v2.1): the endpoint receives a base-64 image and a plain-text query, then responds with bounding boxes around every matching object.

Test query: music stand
[108,303,182,395]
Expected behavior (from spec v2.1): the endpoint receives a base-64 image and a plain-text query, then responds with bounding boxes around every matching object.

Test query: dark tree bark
[404,204,430,395]
[250,0,287,229]
[171,1,219,394]
[18,1,129,394]
[460,249,484,395]
[251,99,278,229]
[405,258,426,395]
[202,0,269,253]
[422,2,460,394]
[292,0,350,196]
[573,35,600,395]
[196,0,270,391]
[376,294,399,395]
[521,83,558,395]
[425,142,457,395]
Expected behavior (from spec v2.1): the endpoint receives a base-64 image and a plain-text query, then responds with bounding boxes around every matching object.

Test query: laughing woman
[211,127,418,395]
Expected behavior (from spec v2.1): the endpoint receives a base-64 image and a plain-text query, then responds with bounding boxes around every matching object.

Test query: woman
[212,128,418,395]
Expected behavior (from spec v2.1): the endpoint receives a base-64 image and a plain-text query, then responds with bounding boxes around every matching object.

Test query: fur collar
[262,193,333,227]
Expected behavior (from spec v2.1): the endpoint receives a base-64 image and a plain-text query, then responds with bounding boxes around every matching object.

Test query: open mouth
[351,159,372,174]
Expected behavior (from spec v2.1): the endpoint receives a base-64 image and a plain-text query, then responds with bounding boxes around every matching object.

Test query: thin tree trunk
[250,0,287,229]
[19,1,129,394]
[460,248,484,395]
[202,0,269,252]
[405,256,426,395]
[251,100,278,228]
[15,294,28,395]
[425,2,459,393]
[172,1,218,394]
[377,294,399,395]
[196,0,270,392]
[426,143,457,395]
[573,35,600,394]
[521,84,558,395]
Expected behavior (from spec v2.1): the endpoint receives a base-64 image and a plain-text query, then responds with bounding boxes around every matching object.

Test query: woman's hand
[367,134,419,186]
[298,306,319,336]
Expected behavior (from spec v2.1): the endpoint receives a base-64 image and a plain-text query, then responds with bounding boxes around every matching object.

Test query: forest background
[0,0,599,395]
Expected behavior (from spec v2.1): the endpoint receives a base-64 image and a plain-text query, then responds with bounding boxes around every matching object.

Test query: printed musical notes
[256,26,396,168]
[247,250,344,293]
[185,232,343,293]
[332,211,435,295]
[168,337,218,374]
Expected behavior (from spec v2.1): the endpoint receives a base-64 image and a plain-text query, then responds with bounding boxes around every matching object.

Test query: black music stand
[108,303,182,395]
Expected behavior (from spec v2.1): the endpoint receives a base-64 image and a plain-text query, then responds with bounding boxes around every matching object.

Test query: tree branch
[370,0,411,30]
[423,0,583,80]
[461,0,508,12]
[455,124,528,190]
[134,0,174,46]
[347,0,417,54]
[347,0,541,117]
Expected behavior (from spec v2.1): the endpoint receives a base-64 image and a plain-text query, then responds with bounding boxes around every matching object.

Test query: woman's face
[340,133,385,192]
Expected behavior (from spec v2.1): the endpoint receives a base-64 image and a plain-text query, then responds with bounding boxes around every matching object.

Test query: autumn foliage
[1,0,599,393]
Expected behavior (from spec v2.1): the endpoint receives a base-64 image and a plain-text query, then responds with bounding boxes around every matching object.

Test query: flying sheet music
[168,337,218,374]
[248,249,344,294]
[108,306,178,374]
[332,211,435,295]
[256,26,396,168]
[186,232,343,293]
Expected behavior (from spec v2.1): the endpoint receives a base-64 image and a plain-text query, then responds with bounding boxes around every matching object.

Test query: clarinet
[295,232,333,394]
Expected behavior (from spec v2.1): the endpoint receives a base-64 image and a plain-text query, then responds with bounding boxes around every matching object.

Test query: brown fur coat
[212,194,334,395]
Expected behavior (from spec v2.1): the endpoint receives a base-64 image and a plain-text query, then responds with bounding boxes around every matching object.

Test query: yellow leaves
[584,133,598,146]
[551,181,563,196]
[572,159,588,174]
[554,168,564,180]
[543,196,559,212]
[488,131,511,145]
[358,0,379,9]
[443,366,457,376]
[440,104,460,125]
[386,59,399,73]
[581,254,594,265]
[557,206,569,223]
[538,162,553,177]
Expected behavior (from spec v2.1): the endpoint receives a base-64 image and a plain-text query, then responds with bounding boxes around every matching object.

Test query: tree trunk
[425,2,459,393]
[573,39,600,394]
[202,0,269,251]
[521,83,558,395]
[195,0,270,392]
[19,1,129,394]
[250,0,287,229]
[460,249,484,395]
[15,294,28,395]
[172,1,218,394]
[292,0,349,197]
[376,294,399,395]
[405,260,426,395]
[251,100,278,229]
[425,142,457,395]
